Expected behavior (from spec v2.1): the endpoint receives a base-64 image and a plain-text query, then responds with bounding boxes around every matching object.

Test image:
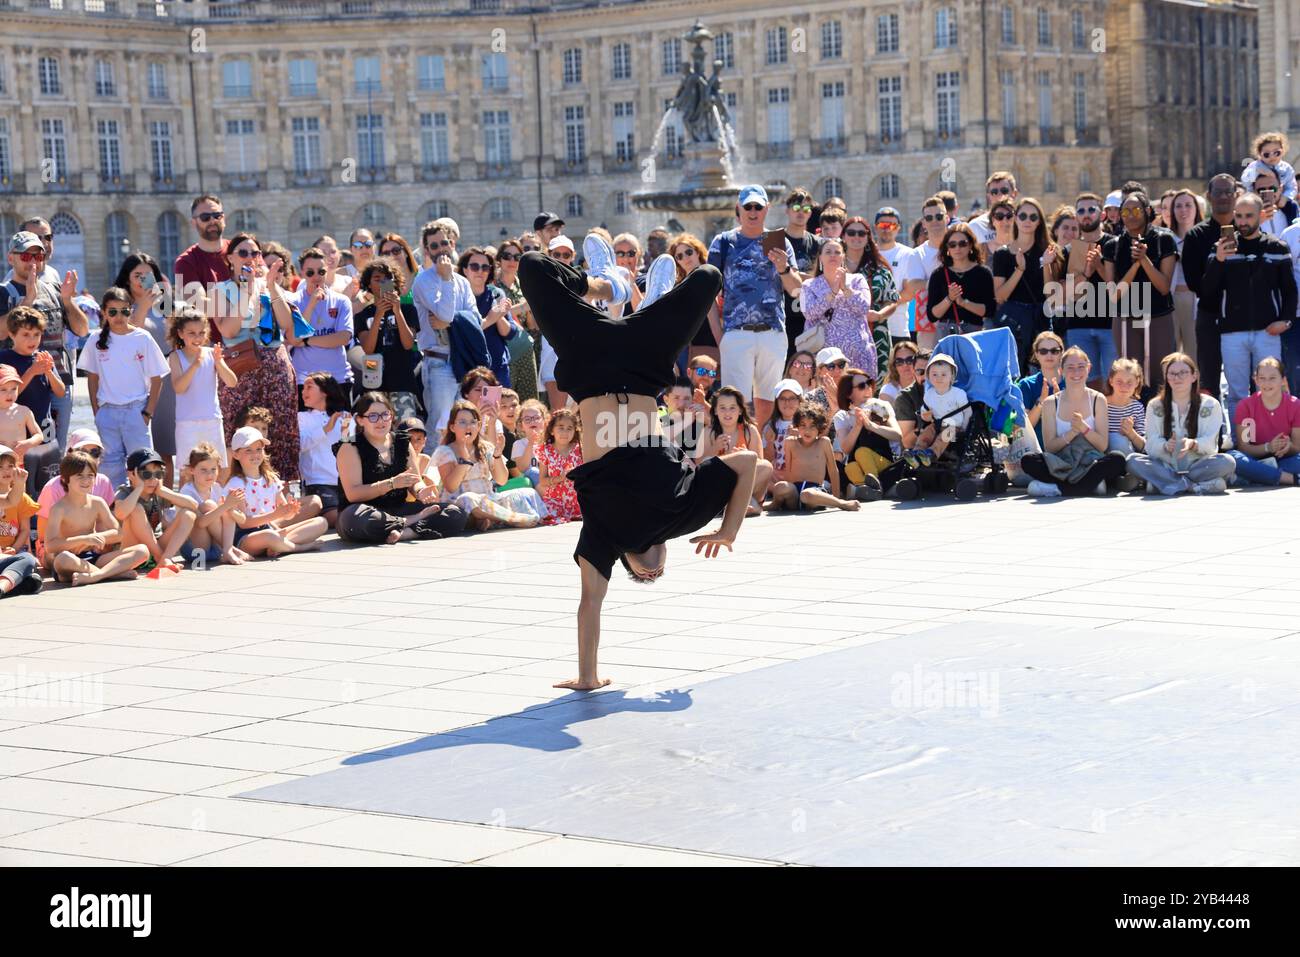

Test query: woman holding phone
[354,259,422,419]
[1101,192,1178,388]
[115,252,178,487]
[494,238,540,403]
[458,247,521,388]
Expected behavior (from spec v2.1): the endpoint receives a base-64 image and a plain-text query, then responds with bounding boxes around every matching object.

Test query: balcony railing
[756,141,793,160]
[291,169,328,186]
[417,163,454,182]
[1002,125,1029,145]
[100,172,129,191]
[1039,126,1065,145]
[606,153,636,172]
[557,156,587,175]
[355,165,394,184]
[289,82,318,97]
[864,133,905,153]
[924,129,964,148]
[478,160,521,179]
[221,171,265,191]
[1072,124,1100,145]
[44,172,83,193]
[0,172,24,192]
[151,173,180,192]
[810,136,848,157]
[223,84,252,99]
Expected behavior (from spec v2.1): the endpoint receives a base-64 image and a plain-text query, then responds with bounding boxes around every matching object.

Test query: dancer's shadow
[343,689,693,765]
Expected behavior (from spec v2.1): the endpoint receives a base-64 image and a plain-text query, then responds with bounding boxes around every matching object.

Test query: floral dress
[800,273,876,377]
[536,441,583,523]
[502,278,540,403]
[431,443,547,527]
[862,263,898,383]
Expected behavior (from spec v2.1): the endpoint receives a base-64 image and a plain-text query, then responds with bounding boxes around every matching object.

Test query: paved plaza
[2,470,1298,866]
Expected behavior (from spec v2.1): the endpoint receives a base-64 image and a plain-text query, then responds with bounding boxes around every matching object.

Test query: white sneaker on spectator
[1094,481,1107,495]
[640,253,676,309]
[583,233,630,304]
[1192,477,1228,495]
[1027,480,1062,498]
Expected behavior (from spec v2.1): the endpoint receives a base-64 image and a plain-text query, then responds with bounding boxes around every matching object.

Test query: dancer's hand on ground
[690,529,735,558]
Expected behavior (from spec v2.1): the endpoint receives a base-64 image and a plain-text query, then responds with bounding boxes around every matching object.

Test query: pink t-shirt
[1233,392,1300,445]
[38,473,115,517]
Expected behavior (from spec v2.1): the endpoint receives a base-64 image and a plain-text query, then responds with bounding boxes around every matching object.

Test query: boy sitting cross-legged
[45,450,150,587]
[113,447,198,573]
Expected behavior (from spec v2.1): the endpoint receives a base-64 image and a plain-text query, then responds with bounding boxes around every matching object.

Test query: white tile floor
[3,484,1299,866]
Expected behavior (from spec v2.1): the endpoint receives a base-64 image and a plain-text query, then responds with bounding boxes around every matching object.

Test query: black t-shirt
[0,348,55,437]
[354,303,422,395]
[114,484,165,532]
[1101,227,1178,318]
[339,430,411,510]
[925,263,996,328]
[782,231,823,341]
[991,247,1048,306]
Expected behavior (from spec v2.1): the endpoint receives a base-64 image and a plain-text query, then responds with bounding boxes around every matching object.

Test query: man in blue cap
[707,185,803,430]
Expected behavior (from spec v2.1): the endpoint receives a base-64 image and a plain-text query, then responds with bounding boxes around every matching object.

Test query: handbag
[795,306,830,354]
[224,338,261,377]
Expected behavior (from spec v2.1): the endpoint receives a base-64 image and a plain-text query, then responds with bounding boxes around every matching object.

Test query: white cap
[548,235,575,253]
[816,346,847,366]
[0,444,15,461]
[1104,190,1123,209]
[772,378,804,401]
[230,425,270,451]
[68,427,104,451]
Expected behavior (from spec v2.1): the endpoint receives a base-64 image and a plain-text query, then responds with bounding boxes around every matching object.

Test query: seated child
[224,426,328,557]
[767,404,861,513]
[497,388,522,472]
[226,403,322,522]
[400,416,444,500]
[0,363,57,497]
[45,450,150,586]
[113,447,199,573]
[511,399,548,486]
[660,376,709,455]
[0,445,43,597]
[0,307,67,495]
[297,372,350,527]
[537,407,583,524]
[920,354,971,455]
[1243,131,1297,202]
[36,428,115,565]
[180,442,250,566]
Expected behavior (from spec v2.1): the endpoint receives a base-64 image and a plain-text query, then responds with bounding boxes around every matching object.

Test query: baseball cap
[548,235,575,253]
[0,445,15,462]
[400,416,427,435]
[815,346,848,366]
[737,185,769,208]
[533,212,565,231]
[230,426,270,451]
[126,448,164,471]
[928,354,959,374]
[875,206,902,223]
[772,378,805,401]
[8,231,44,254]
[0,364,21,386]
[68,428,104,451]
[1104,190,1123,209]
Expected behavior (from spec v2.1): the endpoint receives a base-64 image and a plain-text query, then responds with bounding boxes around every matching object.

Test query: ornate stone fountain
[632,20,786,240]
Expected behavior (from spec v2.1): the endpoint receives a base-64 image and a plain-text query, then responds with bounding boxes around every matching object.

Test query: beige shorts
[719,327,786,403]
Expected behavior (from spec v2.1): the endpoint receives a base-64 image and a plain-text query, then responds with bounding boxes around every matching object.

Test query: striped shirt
[1107,399,1146,436]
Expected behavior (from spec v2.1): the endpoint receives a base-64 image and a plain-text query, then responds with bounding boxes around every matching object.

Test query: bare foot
[267,540,297,556]
[293,540,322,553]
[70,571,99,587]
[553,677,613,691]
[220,549,244,565]
[476,516,493,532]
[385,529,402,544]
[746,501,762,517]
[839,499,861,511]
[235,548,253,562]
[116,570,140,582]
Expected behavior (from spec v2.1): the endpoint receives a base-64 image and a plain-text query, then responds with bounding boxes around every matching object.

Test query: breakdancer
[519,235,759,690]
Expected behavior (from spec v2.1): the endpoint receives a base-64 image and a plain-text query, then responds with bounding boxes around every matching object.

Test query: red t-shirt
[1233,391,1300,445]
[173,244,232,342]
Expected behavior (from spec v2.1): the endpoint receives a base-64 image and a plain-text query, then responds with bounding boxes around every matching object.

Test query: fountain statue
[633,20,785,241]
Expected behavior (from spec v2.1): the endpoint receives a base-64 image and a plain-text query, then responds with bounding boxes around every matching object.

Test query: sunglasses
[614,250,638,259]
[302,267,327,278]
[361,411,393,423]
[380,246,403,257]
[498,252,520,262]
[894,355,917,366]
[825,360,848,369]
[196,211,224,222]
[553,250,574,260]
[791,360,814,369]
[876,221,899,230]
[235,248,263,259]
[31,233,53,242]
[464,262,492,272]
[78,447,104,458]
[992,211,1014,221]
[1075,205,1101,215]
[1261,149,1283,159]
[852,379,870,389]
[1016,212,1040,222]
[788,204,813,214]
[674,249,697,261]
[1120,208,1147,219]
[742,203,765,212]
[988,186,1014,196]
[137,468,165,480]
[1037,346,1063,356]
[923,213,946,222]
[522,245,541,253]
[946,239,970,249]
[426,239,451,250]
[104,307,132,318]
[18,250,45,262]
[352,240,374,249]
[694,367,718,378]
[844,229,869,238]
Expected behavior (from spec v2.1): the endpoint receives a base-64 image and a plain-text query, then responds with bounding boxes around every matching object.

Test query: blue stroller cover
[931,326,1027,435]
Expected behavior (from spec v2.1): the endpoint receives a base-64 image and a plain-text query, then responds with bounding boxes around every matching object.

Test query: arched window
[230,209,259,233]
[877,174,900,200]
[565,194,584,218]
[421,200,451,227]
[289,204,332,255]
[819,177,844,204]
[486,197,513,221]
[356,202,394,230]
[50,212,82,236]
[157,211,182,267]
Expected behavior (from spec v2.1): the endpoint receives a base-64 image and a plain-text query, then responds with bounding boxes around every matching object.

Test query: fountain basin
[632,182,787,214]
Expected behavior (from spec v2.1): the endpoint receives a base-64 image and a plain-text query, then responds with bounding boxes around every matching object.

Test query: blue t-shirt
[707,229,798,333]
[1017,370,1063,444]
[0,349,54,439]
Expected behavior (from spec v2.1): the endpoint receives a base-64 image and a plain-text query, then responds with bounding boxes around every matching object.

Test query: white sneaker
[1027,480,1062,498]
[640,253,676,309]
[1192,477,1228,495]
[583,233,630,305]
[1094,481,1107,495]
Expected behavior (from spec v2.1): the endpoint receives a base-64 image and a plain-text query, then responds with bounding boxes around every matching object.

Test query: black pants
[1020,451,1127,496]
[336,500,466,544]
[1195,305,1221,396]
[517,251,721,398]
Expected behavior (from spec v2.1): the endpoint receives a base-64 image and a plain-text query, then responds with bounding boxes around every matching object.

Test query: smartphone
[140,274,156,292]
[378,278,396,297]
[484,385,502,408]
[1220,223,1236,243]
[761,228,787,255]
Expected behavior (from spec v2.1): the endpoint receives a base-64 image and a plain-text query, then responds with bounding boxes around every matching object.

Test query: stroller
[896,327,1027,500]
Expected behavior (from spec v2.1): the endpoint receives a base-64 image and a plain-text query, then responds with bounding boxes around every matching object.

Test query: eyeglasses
[361,411,394,423]
[104,307,132,318]
[1016,212,1040,223]
[694,367,718,378]
[522,245,541,253]
[1165,368,1193,379]
[302,267,327,278]
[498,251,520,262]
[742,203,765,212]
[923,213,946,222]
[788,204,813,214]
[138,468,165,480]
[196,211,224,222]
[464,262,492,272]
[988,186,1014,196]
[946,239,970,249]
[893,355,917,366]
[992,211,1014,222]
[521,415,544,424]
[18,250,45,262]
[1036,346,1063,356]
[844,229,869,238]
[1076,205,1101,215]
[614,250,638,259]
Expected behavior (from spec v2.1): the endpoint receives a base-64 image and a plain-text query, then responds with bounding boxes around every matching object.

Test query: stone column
[389,45,411,181]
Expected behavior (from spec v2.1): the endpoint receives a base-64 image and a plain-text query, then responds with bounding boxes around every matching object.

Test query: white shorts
[175,417,227,468]
[719,327,786,404]
[539,336,558,385]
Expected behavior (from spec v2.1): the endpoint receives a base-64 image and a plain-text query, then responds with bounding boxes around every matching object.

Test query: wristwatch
[779,266,792,275]
[304,335,313,347]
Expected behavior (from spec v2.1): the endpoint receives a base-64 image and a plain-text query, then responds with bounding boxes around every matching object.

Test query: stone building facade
[1,0,1111,290]
[1259,0,1300,161]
